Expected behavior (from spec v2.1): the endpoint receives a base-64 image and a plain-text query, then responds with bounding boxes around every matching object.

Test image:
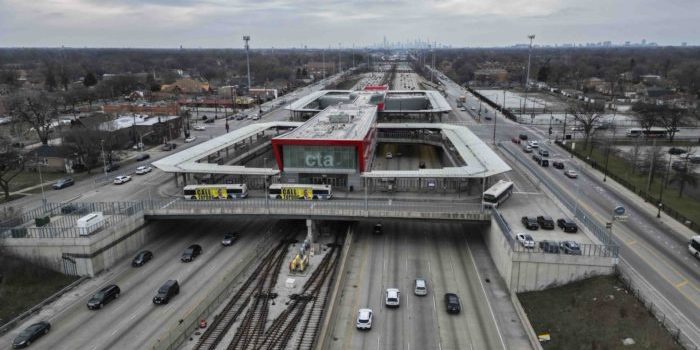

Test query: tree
[669,163,698,198]
[44,66,57,91]
[6,91,61,145]
[63,128,102,173]
[83,71,98,87]
[0,137,26,201]
[657,104,686,143]
[568,100,605,149]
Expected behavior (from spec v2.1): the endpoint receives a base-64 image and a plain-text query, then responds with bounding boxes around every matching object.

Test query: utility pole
[338,43,342,73]
[243,35,251,89]
[523,34,535,121]
[322,50,326,79]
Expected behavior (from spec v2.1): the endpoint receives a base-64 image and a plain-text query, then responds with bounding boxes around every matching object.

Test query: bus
[689,236,700,259]
[268,184,332,200]
[625,127,667,138]
[183,184,248,200]
[482,180,514,208]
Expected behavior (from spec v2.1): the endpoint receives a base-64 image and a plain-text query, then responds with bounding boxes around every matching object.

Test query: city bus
[482,180,514,208]
[183,184,248,200]
[625,127,667,138]
[689,236,700,259]
[268,184,332,200]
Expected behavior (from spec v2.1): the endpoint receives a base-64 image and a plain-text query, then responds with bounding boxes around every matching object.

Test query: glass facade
[283,145,357,172]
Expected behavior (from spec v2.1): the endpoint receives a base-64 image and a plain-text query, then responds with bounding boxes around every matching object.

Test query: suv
[557,218,579,233]
[132,250,153,267]
[181,244,202,262]
[153,280,179,304]
[669,147,687,155]
[519,134,528,140]
[385,288,400,308]
[552,161,565,169]
[52,178,74,190]
[356,308,373,330]
[414,278,428,296]
[536,216,555,230]
[445,293,461,314]
[521,216,539,230]
[560,241,582,255]
[539,240,560,254]
[87,284,121,310]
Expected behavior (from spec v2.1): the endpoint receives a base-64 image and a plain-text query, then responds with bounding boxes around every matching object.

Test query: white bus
[482,180,514,208]
[626,127,667,138]
[268,184,332,200]
[183,184,248,200]
[689,236,700,258]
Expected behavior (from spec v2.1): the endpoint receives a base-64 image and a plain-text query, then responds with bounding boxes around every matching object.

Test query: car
[113,175,131,185]
[418,161,426,169]
[557,218,579,233]
[445,293,461,314]
[521,216,539,230]
[356,308,373,330]
[552,160,565,169]
[132,250,153,267]
[669,147,687,155]
[539,240,560,254]
[386,152,393,159]
[161,143,177,151]
[560,241,582,255]
[135,165,152,175]
[252,115,260,120]
[87,284,121,310]
[60,204,89,215]
[204,118,215,124]
[518,134,528,140]
[153,280,179,305]
[385,288,400,308]
[185,136,197,143]
[236,114,246,120]
[12,321,51,348]
[373,223,383,235]
[538,149,549,157]
[570,126,584,132]
[222,232,240,246]
[181,244,202,262]
[52,177,74,190]
[414,278,428,296]
[136,153,150,161]
[564,170,578,178]
[536,216,555,230]
[460,106,467,111]
[105,163,120,172]
[522,145,533,153]
[515,233,535,248]
[511,137,521,144]
[528,140,539,148]
[193,125,206,131]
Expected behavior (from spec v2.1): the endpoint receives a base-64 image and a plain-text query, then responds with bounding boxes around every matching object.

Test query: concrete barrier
[511,293,544,350]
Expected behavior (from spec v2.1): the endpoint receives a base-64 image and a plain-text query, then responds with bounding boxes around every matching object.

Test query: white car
[385,288,400,308]
[185,136,197,143]
[114,175,131,184]
[528,140,539,148]
[356,308,373,330]
[386,152,393,159]
[193,125,206,131]
[516,233,535,248]
[564,170,579,178]
[252,115,260,120]
[135,165,152,175]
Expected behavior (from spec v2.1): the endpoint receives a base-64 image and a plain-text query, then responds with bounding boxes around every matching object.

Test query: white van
[76,212,105,236]
[414,278,428,296]
[385,288,400,308]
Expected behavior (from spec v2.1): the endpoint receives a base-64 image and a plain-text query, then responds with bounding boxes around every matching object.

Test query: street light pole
[37,159,47,208]
[523,34,535,121]
[100,139,107,177]
[243,36,251,89]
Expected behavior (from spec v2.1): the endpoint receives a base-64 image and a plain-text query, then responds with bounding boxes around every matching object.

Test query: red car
[511,137,521,144]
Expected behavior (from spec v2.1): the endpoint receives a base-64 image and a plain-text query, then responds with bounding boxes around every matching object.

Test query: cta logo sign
[305,152,335,167]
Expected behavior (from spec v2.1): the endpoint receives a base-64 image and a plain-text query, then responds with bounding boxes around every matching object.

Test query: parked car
[668,147,687,155]
[522,145,533,153]
[414,278,428,296]
[236,114,246,120]
[552,161,565,169]
[538,149,550,157]
[356,308,373,330]
[536,216,555,230]
[193,125,206,131]
[557,218,579,233]
[114,175,131,185]
[105,163,120,172]
[132,250,153,267]
[519,134,528,140]
[153,280,179,305]
[161,143,177,151]
[385,288,400,308]
[136,153,150,162]
[516,233,535,248]
[528,140,539,148]
[181,244,202,262]
[252,115,260,120]
[12,321,51,348]
[52,177,74,190]
[521,216,539,230]
[135,165,152,175]
[445,293,461,314]
[564,170,578,178]
[560,241,582,255]
[87,284,121,310]
[221,232,240,246]
[60,204,89,215]
[539,240,560,254]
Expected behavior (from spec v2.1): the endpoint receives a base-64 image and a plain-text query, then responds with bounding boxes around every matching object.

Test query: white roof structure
[99,115,179,132]
[287,89,451,114]
[383,90,452,113]
[275,103,376,141]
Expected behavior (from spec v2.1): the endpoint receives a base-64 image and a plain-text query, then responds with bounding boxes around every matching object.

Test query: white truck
[77,212,105,236]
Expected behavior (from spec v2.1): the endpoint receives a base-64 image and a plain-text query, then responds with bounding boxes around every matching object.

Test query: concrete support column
[174,173,179,187]
[306,219,316,244]
[181,173,187,186]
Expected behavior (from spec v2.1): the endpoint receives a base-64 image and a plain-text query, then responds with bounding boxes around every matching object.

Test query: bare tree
[568,100,605,150]
[632,102,659,136]
[6,91,61,145]
[0,136,26,200]
[658,105,687,143]
[669,164,698,198]
[63,128,103,174]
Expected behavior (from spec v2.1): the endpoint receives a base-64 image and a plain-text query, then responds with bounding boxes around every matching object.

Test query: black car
[132,250,153,267]
[60,204,89,215]
[161,143,177,151]
[557,218,579,233]
[445,293,461,314]
[181,244,202,262]
[521,216,539,230]
[373,224,383,235]
[204,118,215,124]
[153,280,180,305]
[87,284,121,310]
[560,241,582,255]
[536,216,555,230]
[136,154,150,161]
[105,163,120,172]
[552,161,565,169]
[12,321,50,348]
[236,114,246,120]
[539,240,560,254]
[518,133,528,140]
[669,147,687,155]
[52,177,74,190]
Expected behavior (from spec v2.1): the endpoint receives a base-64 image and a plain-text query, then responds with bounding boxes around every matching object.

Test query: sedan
[136,153,150,161]
[552,161,565,169]
[445,293,461,314]
[12,321,51,348]
[114,175,131,185]
[521,216,539,230]
[522,145,533,153]
[564,170,578,178]
[560,241,582,255]
[528,140,539,148]
[221,232,240,246]
[536,216,555,230]
[386,152,393,159]
[516,233,535,248]
[193,125,206,131]
[52,177,74,190]
[132,250,153,267]
[539,240,560,254]
[135,165,152,175]
[185,136,197,143]
[105,163,120,172]
[181,244,202,262]
[356,308,373,330]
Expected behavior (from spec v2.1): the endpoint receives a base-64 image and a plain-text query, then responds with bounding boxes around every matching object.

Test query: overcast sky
[1,0,698,48]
